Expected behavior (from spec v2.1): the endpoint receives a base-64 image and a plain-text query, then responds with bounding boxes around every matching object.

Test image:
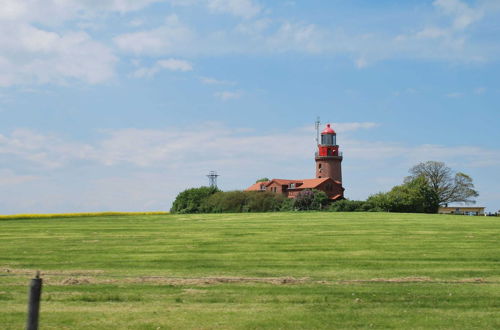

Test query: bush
[328,199,368,212]
[202,191,286,213]
[245,191,286,212]
[294,189,329,211]
[202,191,248,213]
[170,186,220,214]
[279,198,295,211]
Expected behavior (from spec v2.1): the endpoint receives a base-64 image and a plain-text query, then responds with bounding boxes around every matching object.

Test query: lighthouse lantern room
[315,124,343,182]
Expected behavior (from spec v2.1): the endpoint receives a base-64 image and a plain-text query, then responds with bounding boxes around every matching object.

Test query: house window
[318,164,322,169]
[290,183,295,189]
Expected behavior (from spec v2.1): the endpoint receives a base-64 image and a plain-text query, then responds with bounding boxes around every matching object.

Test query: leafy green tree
[255,178,270,183]
[294,190,314,211]
[170,186,220,214]
[294,189,328,211]
[367,176,439,213]
[311,190,329,210]
[406,161,478,206]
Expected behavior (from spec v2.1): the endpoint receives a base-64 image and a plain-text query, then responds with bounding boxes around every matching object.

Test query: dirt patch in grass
[1,268,105,276]
[340,277,486,284]
[2,268,488,286]
[50,275,489,286]
[54,276,310,286]
[61,277,92,285]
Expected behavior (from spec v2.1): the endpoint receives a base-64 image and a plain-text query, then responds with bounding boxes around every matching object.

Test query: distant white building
[438,206,485,216]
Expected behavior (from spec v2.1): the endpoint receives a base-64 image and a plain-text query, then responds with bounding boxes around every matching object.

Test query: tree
[170,186,220,214]
[367,176,439,213]
[255,178,270,183]
[294,190,315,211]
[406,161,478,206]
[294,189,328,211]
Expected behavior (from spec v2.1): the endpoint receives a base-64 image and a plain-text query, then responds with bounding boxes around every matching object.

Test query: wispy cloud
[2,123,498,213]
[214,90,242,101]
[1,0,499,87]
[199,76,236,85]
[114,15,195,56]
[434,0,484,30]
[446,92,462,98]
[113,1,500,66]
[474,87,486,95]
[0,169,39,186]
[206,0,261,19]
[0,25,116,86]
[2,123,498,170]
[132,58,193,78]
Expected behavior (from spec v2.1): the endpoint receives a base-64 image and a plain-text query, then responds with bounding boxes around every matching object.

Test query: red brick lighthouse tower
[315,124,342,182]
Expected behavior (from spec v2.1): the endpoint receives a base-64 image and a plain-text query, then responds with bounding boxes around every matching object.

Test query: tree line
[170,161,479,214]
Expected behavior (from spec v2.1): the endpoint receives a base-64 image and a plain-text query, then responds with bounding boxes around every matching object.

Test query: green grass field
[1,212,499,329]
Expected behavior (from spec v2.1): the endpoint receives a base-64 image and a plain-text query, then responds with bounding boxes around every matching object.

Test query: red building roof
[246,178,340,191]
[246,181,270,191]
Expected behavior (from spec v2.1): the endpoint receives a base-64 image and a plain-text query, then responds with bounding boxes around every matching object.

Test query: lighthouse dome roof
[321,124,336,134]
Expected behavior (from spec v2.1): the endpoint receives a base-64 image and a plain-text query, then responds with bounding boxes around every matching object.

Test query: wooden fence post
[26,271,42,330]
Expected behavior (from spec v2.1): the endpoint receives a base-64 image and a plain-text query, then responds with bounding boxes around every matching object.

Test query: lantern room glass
[321,134,336,146]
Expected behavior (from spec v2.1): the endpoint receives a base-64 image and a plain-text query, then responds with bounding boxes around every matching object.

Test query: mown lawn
[0,212,499,329]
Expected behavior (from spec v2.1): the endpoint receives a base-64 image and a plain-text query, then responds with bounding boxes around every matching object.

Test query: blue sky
[1,0,499,213]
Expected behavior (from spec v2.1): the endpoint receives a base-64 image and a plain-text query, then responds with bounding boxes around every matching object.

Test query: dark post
[26,271,42,330]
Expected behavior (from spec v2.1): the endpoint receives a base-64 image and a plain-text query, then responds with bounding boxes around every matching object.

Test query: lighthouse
[246,122,344,201]
[315,124,342,183]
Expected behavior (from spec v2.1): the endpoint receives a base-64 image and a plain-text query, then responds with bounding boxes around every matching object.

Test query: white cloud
[0,0,131,86]
[474,87,486,95]
[199,76,236,85]
[214,91,242,101]
[158,58,193,71]
[433,0,484,30]
[0,129,95,169]
[0,25,117,86]
[415,27,449,39]
[2,123,499,213]
[0,0,163,24]
[1,0,499,87]
[389,0,500,64]
[129,18,145,27]
[333,122,379,133]
[115,17,329,57]
[132,58,193,78]
[114,15,195,56]
[112,2,500,65]
[265,21,324,54]
[206,0,261,19]
[355,58,368,69]
[446,92,462,98]
[3,123,498,170]
[0,169,39,186]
